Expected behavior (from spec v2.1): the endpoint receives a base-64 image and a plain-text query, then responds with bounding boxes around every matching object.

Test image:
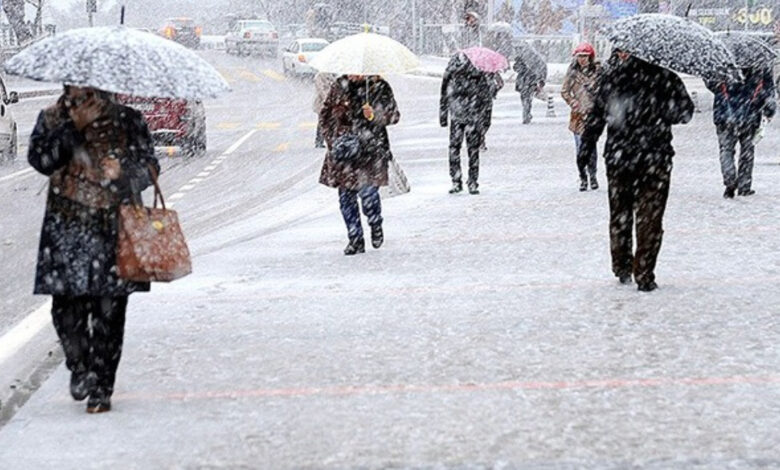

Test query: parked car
[159,17,202,49]
[281,38,329,78]
[0,75,18,163]
[225,19,279,57]
[117,95,206,158]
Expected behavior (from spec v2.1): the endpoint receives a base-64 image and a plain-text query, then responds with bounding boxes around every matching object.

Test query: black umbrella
[714,32,778,69]
[608,14,740,82]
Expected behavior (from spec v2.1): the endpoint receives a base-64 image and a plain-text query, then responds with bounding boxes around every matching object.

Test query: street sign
[86,0,97,14]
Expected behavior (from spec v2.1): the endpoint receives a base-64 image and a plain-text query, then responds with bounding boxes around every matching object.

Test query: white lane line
[0,129,260,368]
[179,184,196,191]
[196,172,211,178]
[0,300,51,366]
[0,168,34,183]
[189,178,204,184]
[224,129,257,155]
[203,165,217,171]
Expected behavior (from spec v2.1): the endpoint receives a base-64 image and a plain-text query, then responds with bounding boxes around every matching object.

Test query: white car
[0,75,18,163]
[281,38,329,78]
[225,19,279,57]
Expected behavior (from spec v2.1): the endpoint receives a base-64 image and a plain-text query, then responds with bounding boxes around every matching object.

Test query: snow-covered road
[0,50,778,468]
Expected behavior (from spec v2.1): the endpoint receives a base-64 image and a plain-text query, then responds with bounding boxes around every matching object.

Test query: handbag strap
[147,165,166,210]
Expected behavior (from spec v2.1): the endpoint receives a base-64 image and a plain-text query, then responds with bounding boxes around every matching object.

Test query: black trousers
[449,121,482,187]
[606,161,671,285]
[51,295,128,397]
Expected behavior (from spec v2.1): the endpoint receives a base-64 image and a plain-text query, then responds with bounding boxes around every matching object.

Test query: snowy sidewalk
[0,83,778,468]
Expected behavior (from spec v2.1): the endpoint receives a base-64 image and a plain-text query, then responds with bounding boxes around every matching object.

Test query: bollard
[545,95,556,118]
[691,90,701,113]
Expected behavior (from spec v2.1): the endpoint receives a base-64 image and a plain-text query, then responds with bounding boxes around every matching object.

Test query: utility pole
[487,0,494,25]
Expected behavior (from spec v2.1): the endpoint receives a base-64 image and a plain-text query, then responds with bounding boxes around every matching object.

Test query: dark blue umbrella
[714,32,777,69]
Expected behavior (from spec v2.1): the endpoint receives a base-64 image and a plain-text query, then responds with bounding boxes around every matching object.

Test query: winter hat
[573,42,596,58]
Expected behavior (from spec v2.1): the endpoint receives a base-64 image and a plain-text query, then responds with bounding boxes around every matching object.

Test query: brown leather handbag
[117,169,192,282]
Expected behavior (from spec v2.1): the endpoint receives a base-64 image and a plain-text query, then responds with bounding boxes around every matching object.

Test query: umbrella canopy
[608,14,740,82]
[309,32,419,75]
[4,26,230,100]
[460,46,508,73]
[714,32,778,69]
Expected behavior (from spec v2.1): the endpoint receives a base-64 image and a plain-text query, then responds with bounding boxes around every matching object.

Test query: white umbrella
[309,32,419,76]
[4,26,230,100]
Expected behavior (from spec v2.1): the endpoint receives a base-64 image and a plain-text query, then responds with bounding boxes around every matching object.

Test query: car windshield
[301,42,327,52]
[241,21,273,31]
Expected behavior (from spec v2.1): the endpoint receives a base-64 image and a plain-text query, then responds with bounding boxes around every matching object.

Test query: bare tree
[3,0,33,43]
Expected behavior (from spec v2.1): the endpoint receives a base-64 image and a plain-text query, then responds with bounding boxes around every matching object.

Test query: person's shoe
[448,182,463,194]
[738,189,755,196]
[468,183,480,195]
[86,393,111,414]
[69,371,90,401]
[579,179,588,192]
[343,238,365,256]
[637,281,658,292]
[590,177,599,190]
[480,142,488,151]
[370,225,384,249]
[618,273,633,285]
[723,186,736,199]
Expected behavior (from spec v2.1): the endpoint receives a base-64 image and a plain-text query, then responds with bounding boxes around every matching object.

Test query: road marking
[203,165,217,171]
[262,69,286,82]
[179,184,196,191]
[217,68,237,83]
[256,122,281,130]
[298,121,318,129]
[116,374,780,403]
[238,69,263,83]
[0,168,34,183]
[273,142,290,152]
[216,122,242,130]
[0,301,51,366]
[0,129,260,368]
[196,171,211,178]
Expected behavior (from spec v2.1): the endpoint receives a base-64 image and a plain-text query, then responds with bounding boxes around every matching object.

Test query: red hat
[573,42,596,58]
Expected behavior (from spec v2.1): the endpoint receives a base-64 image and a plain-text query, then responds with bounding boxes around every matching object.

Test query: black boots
[86,391,111,414]
[449,181,463,194]
[738,189,755,196]
[371,225,384,249]
[579,179,588,192]
[70,371,90,401]
[637,281,658,292]
[724,186,736,198]
[617,273,632,285]
[467,182,480,195]
[343,238,365,256]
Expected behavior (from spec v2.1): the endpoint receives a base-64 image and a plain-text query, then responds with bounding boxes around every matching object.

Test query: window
[301,42,327,52]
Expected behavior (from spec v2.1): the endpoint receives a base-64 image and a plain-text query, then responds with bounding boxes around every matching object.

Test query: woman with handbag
[28,85,160,413]
[319,75,400,255]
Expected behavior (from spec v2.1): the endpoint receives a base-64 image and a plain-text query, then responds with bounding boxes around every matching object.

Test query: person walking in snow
[512,42,547,124]
[561,42,603,191]
[705,65,776,198]
[440,53,493,195]
[319,75,400,255]
[578,50,694,292]
[28,85,160,413]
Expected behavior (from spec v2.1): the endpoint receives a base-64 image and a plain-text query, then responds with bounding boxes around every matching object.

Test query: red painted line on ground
[116,375,780,403]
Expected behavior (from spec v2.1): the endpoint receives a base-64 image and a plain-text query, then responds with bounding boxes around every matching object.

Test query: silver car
[281,38,329,78]
[225,20,279,57]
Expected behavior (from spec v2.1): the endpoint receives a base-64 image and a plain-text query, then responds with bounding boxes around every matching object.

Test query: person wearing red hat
[561,42,602,191]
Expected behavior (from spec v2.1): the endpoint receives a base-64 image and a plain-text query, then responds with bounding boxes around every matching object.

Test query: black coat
[440,54,493,126]
[513,43,547,92]
[706,67,776,130]
[579,55,694,170]
[28,99,160,296]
